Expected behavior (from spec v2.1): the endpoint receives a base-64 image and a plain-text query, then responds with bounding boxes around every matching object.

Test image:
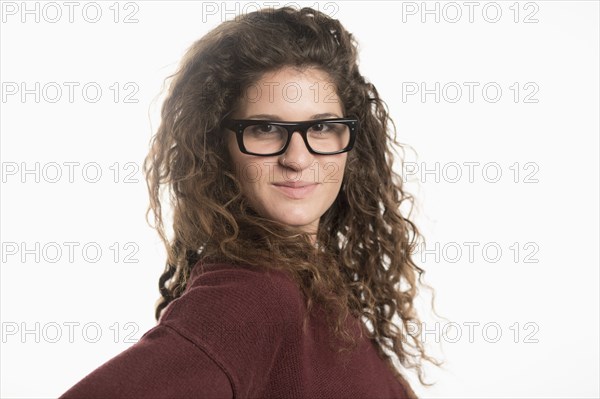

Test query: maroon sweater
[59,262,417,398]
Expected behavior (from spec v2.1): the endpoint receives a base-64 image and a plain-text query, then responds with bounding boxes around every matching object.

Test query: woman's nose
[279,130,313,169]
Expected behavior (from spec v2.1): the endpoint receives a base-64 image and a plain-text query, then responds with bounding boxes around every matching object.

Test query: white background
[1,1,598,398]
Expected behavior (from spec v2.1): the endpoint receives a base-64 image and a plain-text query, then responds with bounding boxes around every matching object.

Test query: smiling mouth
[272,182,319,199]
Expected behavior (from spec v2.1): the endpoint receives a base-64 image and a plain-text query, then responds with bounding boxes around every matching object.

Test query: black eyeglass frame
[222,118,358,156]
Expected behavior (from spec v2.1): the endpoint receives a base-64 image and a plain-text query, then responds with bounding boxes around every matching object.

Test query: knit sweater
[59,261,417,398]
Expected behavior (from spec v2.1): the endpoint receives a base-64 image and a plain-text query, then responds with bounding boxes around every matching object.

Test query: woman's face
[226,66,348,241]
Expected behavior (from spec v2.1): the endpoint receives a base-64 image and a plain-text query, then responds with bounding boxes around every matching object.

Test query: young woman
[60,6,438,398]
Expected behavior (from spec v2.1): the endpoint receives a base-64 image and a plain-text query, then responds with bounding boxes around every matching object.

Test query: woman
[60,6,438,398]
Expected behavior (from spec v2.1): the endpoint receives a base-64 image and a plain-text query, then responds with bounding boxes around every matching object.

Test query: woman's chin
[269,212,317,231]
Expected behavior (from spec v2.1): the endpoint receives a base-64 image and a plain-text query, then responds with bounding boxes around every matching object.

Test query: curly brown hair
[143,6,441,391]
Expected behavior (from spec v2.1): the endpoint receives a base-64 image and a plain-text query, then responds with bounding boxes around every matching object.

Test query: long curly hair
[143,6,441,390]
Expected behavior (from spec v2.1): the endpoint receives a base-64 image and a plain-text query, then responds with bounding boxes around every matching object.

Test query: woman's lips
[272,182,319,199]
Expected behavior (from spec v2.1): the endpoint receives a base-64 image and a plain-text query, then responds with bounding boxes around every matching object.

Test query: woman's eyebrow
[311,112,342,119]
[245,113,281,120]
[244,112,342,120]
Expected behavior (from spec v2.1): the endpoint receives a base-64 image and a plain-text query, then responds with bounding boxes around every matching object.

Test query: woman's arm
[58,323,233,399]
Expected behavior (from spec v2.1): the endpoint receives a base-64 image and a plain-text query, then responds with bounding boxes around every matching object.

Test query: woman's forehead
[235,66,343,118]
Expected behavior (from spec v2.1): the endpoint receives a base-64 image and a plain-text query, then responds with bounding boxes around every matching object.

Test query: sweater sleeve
[59,262,301,399]
[58,323,233,399]
[155,263,303,398]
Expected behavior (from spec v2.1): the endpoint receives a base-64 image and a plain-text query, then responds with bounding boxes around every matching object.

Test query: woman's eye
[310,123,335,134]
[247,124,283,137]
[248,124,277,134]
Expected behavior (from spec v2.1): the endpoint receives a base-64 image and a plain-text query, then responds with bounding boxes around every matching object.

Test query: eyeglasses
[222,118,358,156]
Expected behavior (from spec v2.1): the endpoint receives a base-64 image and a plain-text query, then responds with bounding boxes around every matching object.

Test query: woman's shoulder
[187,260,299,292]
[186,260,303,309]
[154,260,305,392]
[159,260,304,340]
